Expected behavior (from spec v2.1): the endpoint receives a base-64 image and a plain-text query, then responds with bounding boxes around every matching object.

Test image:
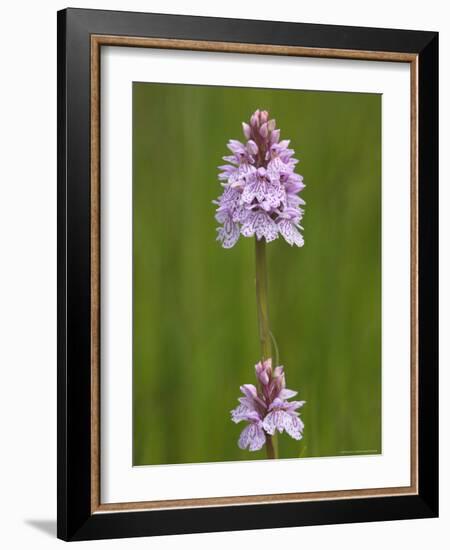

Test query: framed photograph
[57,8,438,541]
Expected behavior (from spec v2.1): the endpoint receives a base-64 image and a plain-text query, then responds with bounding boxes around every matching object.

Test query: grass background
[132,82,381,466]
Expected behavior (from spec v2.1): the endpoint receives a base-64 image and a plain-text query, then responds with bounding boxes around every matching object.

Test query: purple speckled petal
[278,388,298,400]
[277,219,304,247]
[285,400,306,411]
[231,403,252,424]
[240,384,258,399]
[238,423,266,451]
[231,402,263,424]
[281,412,304,440]
[263,409,304,440]
[241,211,279,243]
[216,217,240,249]
[262,410,283,435]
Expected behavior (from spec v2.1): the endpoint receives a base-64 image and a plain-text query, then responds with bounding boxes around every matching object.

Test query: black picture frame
[57,7,438,541]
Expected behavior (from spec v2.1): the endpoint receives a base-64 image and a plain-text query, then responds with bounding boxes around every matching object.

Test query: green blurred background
[132,83,381,466]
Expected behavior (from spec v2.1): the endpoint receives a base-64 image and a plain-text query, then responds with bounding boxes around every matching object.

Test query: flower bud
[246,140,258,155]
[259,122,269,138]
[270,128,280,144]
[250,109,260,127]
[255,358,273,386]
[242,122,251,139]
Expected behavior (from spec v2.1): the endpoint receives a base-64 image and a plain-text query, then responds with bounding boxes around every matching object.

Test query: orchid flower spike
[214,110,305,248]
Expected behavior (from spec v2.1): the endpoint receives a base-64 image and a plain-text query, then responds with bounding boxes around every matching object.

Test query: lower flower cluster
[231,358,305,452]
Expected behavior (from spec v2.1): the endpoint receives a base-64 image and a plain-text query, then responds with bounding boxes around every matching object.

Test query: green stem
[270,330,280,367]
[266,434,276,459]
[254,238,278,459]
[255,238,272,361]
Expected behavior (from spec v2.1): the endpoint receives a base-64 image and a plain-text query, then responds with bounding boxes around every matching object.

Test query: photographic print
[132,82,382,466]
